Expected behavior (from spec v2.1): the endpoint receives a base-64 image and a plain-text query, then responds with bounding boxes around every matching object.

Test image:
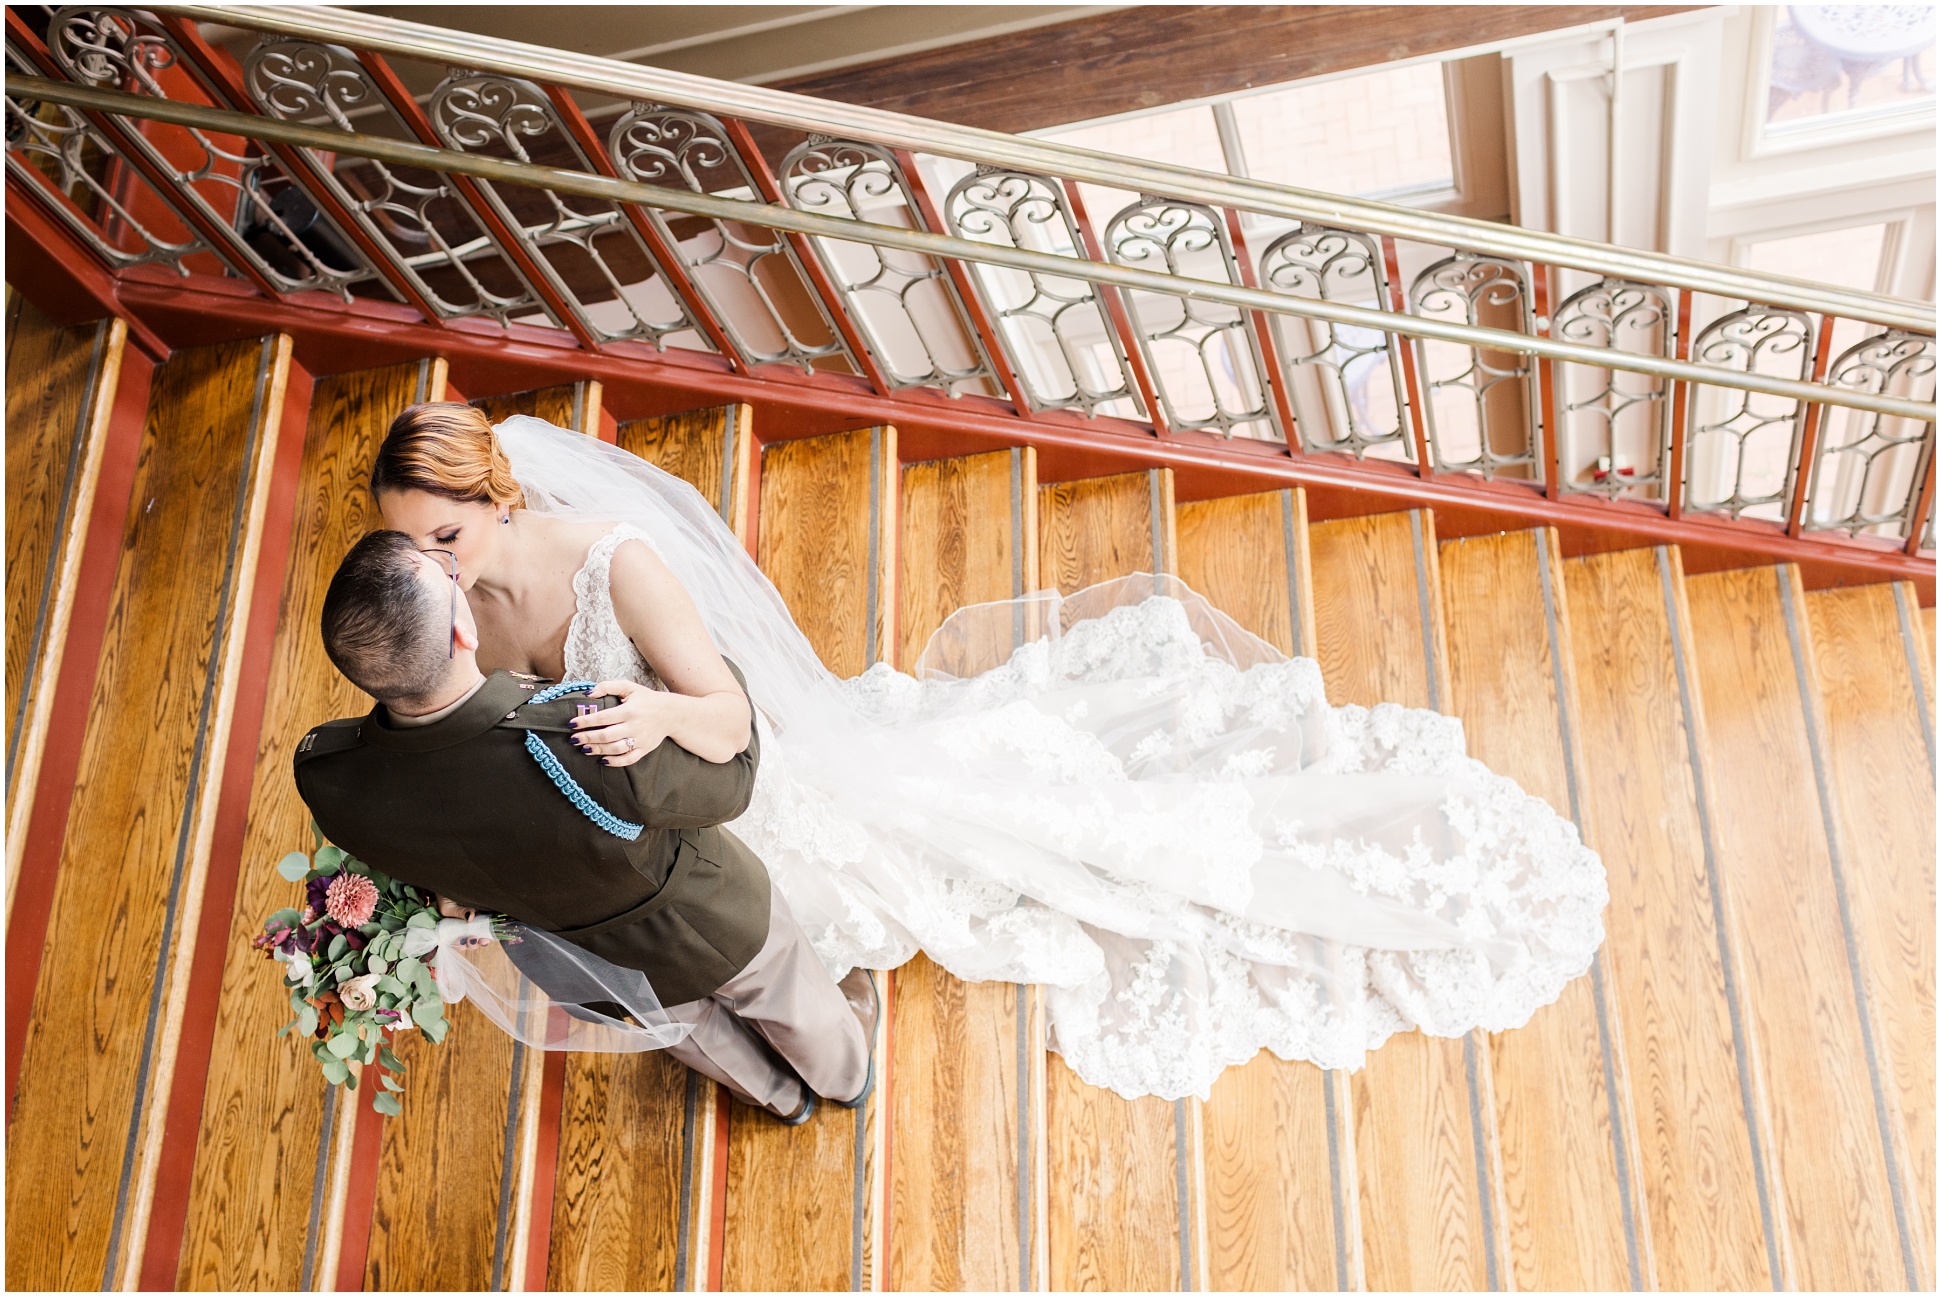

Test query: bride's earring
[500,513,511,525]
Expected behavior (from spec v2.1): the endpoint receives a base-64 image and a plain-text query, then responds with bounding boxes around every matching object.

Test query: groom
[292,529,874,1123]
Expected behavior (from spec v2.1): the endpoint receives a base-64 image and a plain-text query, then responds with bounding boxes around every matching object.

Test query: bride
[370,402,1606,1102]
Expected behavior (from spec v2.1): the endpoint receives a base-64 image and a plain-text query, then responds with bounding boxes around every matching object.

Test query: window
[1766,5,1935,130]
[1745,221,1890,293]
[1228,62,1456,200]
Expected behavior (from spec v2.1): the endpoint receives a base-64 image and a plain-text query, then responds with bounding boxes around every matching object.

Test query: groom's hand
[567,678,672,769]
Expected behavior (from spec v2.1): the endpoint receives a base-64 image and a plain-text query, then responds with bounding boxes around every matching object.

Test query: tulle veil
[434,415,1608,1102]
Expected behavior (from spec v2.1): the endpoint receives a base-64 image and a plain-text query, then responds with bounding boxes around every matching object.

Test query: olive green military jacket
[293,665,769,1006]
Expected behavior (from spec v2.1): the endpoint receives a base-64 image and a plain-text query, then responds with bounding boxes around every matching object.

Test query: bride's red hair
[370,402,527,509]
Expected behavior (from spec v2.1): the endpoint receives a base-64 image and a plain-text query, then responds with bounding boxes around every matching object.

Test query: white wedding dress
[483,416,1606,1103]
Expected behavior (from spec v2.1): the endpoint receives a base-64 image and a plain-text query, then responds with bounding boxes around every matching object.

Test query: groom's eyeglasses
[421,549,459,659]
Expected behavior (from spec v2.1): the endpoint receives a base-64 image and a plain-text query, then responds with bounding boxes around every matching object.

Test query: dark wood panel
[1037,469,1173,595]
[176,359,437,1291]
[4,335,291,1291]
[1306,509,1501,1292]
[773,6,1695,134]
[4,300,123,909]
[1687,566,1911,1289]
[617,402,754,542]
[757,426,897,675]
[1562,547,1778,1289]
[1806,583,1935,1280]
[1439,529,1645,1290]
[472,380,603,433]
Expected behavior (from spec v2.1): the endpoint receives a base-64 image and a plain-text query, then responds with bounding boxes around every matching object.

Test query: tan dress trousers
[660,884,869,1116]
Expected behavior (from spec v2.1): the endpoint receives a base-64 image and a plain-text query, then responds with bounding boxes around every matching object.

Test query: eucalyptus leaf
[320,1057,349,1086]
[276,851,311,882]
[268,907,302,929]
[411,998,443,1029]
[378,1046,404,1072]
[368,955,388,976]
[375,976,403,998]
[372,1091,402,1117]
[314,845,347,872]
[326,1030,360,1059]
[406,911,436,930]
[298,1006,319,1037]
[311,821,324,851]
[420,1016,448,1044]
[327,934,348,962]
[379,1071,404,1092]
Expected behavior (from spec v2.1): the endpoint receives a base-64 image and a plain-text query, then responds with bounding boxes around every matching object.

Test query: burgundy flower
[325,874,380,928]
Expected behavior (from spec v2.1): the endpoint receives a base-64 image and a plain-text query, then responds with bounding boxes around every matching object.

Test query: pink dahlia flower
[324,873,380,927]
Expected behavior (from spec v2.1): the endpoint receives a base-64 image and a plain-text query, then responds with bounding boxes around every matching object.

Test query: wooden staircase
[5,316,1934,1291]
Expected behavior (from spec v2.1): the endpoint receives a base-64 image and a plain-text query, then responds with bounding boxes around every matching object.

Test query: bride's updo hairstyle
[370,402,527,510]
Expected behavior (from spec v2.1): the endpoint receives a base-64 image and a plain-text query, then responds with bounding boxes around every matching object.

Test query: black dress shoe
[832,968,879,1109]
[775,1089,817,1126]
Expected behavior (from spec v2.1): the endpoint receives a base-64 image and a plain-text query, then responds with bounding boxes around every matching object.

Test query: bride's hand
[568,678,672,767]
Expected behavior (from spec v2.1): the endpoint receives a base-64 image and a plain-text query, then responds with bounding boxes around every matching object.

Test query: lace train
[520,416,1608,1102]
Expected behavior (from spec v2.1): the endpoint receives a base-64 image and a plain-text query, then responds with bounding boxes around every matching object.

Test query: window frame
[1743,4,1937,160]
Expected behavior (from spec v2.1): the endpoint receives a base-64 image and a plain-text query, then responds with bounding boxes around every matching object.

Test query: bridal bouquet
[254,835,517,1116]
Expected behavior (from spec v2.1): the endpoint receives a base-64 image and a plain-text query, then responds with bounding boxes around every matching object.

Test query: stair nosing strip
[1537,532,1644,1289]
[1655,545,1784,1289]
[676,1069,700,1292]
[1777,568,1919,1290]
[866,427,881,668]
[1172,1097,1193,1292]
[850,1094,868,1291]
[1891,582,1935,772]
[1280,489,1304,659]
[297,1077,336,1292]
[489,1027,529,1290]
[6,317,109,787]
[1015,982,1030,1292]
[1408,511,1439,713]
[718,408,738,526]
[1321,1068,1349,1292]
[1149,468,1164,576]
[1461,1033,1501,1292]
[105,334,277,1291]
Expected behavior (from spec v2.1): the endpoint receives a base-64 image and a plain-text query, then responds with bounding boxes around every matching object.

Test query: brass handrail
[9,72,1935,425]
[154,1,1937,334]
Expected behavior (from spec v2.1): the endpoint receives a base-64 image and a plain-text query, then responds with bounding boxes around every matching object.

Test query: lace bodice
[563,524,665,691]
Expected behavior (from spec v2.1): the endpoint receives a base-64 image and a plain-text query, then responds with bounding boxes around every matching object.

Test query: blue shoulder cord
[521,681,644,842]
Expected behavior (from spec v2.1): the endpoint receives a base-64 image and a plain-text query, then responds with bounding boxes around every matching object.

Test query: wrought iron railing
[6,4,1936,555]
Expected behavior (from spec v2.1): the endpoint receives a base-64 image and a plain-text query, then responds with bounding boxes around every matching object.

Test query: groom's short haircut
[321,530,450,704]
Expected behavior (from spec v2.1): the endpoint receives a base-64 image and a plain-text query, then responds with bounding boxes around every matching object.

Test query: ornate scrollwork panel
[1682,305,1815,519]
[1257,223,1410,459]
[426,72,703,348]
[48,7,374,300]
[607,104,852,374]
[5,40,205,272]
[780,137,999,396]
[1802,328,1936,539]
[243,40,550,327]
[941,167,1140,418]
[1408,251,1543,483]
[1102,197,1278,440]
[1550,277,1675,501]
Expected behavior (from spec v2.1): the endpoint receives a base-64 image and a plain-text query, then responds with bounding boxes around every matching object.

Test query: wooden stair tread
[471,380,605,436]
[1179,488,1352,1292]
[891,450,1043,1292]
[4,300,125,915]
[1439,528,1647,1291]
[1037,468,1198,1292]
[176,358,441,1291]
[5,336,293,1291]
[1804,582,1936,1281]
[1685,565,1918,1289]
[1307,509,1505,1293]
[727,425,898,1291]
[617,403,754,543]
[1562,546,1783,1289]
